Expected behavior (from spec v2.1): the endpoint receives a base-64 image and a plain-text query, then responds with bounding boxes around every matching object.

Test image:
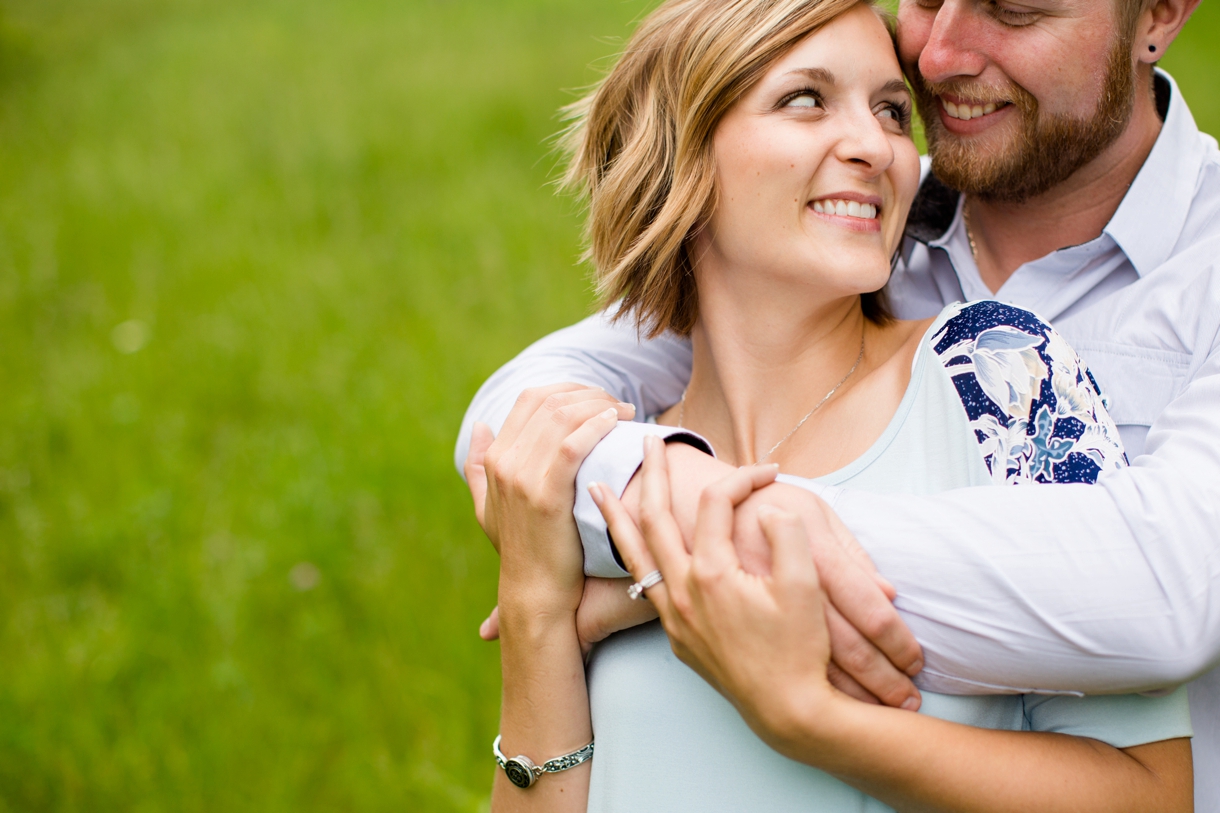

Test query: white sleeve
[454,308,697,576]
[830,336,1220,694]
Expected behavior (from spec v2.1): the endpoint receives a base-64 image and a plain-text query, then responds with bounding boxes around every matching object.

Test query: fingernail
[602,407,618,420]
[901,695,921,711]
[907,658,924,676]
[644,435,658,452]
[618,402,636,414]
[588,482,604,504]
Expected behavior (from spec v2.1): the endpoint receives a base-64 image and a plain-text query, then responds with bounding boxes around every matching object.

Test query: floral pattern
[931,301,1127,486]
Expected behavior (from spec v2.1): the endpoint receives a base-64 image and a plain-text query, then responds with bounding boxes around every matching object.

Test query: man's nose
[918,0,988,85]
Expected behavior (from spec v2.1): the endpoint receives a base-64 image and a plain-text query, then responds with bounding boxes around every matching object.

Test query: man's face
[897,0,1138,203]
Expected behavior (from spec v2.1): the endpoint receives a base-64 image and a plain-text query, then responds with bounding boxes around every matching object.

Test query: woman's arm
[592,438,1193,813]
[467,387,633,812]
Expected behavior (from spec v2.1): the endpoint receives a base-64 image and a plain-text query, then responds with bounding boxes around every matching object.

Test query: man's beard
[910,39,1136,204]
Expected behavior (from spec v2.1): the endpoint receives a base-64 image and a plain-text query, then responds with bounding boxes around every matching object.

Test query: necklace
[962,203,980,265]
[678,330,866,465]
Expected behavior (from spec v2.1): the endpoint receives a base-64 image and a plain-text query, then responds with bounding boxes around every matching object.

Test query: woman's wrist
[752,680,861,765]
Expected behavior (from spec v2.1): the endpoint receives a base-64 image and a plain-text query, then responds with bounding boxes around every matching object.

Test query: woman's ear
[1137,0,1202,64]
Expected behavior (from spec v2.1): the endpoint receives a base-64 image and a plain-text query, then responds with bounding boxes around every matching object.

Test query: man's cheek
[894,5,932,69]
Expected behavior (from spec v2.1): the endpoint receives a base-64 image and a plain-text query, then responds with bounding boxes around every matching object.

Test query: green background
[0,0,1214,809]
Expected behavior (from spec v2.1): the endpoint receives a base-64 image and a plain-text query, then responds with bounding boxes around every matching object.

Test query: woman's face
[700,4,921,302]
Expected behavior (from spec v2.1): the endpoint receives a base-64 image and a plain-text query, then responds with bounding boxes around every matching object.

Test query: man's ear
[1137,0,1202,65]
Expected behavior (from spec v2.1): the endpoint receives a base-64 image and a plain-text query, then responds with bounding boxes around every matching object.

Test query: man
[457,0,1220,803]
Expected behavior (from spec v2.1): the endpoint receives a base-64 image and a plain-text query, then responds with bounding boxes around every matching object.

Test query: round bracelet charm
[504,756,538,789]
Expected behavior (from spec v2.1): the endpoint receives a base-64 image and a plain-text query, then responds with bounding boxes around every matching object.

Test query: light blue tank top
[585,302,1191,813]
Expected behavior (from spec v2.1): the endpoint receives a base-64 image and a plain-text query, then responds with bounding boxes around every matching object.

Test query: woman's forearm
[492,605,593,813]
[770,698,1192,813]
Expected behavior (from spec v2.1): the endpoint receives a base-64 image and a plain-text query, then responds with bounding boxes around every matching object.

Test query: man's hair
[560,0,888,338]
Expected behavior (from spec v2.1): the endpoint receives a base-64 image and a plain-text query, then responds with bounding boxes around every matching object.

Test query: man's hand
[622,442,923,710]
[479,577,659,655]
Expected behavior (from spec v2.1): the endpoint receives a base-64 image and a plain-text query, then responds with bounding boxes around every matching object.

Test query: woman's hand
[463,384,634,617]
[592,435,843,754]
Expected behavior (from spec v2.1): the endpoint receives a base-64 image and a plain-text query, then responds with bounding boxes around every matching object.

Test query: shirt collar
[904,69,1208,280]
[1104,70,1206,277]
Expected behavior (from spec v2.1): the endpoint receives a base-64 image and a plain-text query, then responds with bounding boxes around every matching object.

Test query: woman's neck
[679,267,876,469]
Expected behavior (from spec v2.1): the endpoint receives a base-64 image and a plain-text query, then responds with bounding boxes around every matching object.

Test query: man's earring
[1149,44,1157,53]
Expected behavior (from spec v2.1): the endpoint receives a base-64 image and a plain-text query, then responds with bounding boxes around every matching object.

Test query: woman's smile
[809,192,883,233]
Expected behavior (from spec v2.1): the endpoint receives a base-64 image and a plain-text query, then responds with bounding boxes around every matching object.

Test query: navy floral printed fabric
[931,301,1127,486]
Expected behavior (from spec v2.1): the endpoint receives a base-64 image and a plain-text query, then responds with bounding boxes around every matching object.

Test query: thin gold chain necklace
[962,203,980,264]
[677,330,866,465]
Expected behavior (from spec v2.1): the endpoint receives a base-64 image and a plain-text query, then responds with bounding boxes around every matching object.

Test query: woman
[466,0,1193,810]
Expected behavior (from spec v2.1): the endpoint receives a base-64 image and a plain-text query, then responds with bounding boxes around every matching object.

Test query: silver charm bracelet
[493,735,594,789]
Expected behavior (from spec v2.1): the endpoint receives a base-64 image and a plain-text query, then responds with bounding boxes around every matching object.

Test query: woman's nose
[918,0,988,86]
[832,106,895,176]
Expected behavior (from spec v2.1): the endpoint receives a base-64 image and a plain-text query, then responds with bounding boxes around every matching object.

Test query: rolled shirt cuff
[575,421,713,577]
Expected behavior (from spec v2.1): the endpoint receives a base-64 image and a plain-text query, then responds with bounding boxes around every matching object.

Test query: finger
[479,605,500,641]
[825,603,921,710]
[826,660,881,705]
[689,462,780,573]
[637,436,698,586]
[545,405,623,485]
[803,506,924,678]
[464,422,494,530]
[497,383,596,446]
[589,481,673,615]
[757,508,821,595]
[576,578,659,651]
[508,396,632,484]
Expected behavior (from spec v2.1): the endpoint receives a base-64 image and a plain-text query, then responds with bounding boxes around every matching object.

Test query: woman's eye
[785,93,820,109]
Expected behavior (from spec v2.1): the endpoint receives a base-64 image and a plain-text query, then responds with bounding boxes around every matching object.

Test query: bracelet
[493,734,595,789]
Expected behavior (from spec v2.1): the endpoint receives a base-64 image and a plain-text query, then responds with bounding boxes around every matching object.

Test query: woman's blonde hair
[562,0,889,338]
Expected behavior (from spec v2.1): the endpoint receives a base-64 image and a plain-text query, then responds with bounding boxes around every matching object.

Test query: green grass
[0,1,1214,810]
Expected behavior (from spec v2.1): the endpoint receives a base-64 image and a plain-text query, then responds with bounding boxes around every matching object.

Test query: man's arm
[454,308,691,474]
[834,347,1220,693]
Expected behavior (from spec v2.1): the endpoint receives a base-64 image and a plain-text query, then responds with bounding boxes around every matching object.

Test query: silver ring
[626,570,663,600]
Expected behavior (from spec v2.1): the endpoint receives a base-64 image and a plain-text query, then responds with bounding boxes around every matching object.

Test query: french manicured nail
[588,482,605,504]
[618,402,636,414]
[644,435,659,452]
[602,407,618,419]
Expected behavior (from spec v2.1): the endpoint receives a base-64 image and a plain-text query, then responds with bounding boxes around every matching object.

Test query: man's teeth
[812,199,878,219]
[942,99,1003,121]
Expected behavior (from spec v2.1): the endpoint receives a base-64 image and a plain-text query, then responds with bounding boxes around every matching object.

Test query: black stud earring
[1149,44,1157,52]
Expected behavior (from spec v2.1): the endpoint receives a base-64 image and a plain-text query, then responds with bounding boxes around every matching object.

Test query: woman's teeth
[942,99,1004,121]
[812,199,878,219]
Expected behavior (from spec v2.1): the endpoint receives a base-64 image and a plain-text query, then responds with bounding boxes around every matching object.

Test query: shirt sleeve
[1022,688,1193,748]
[454,308,693,473]
[828,328,1220,694]
[453,306,696,571]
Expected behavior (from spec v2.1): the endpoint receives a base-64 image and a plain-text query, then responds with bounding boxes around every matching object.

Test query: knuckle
[541,393,567,414]
[839,640,875,675]
[557,438,583,463]
[859,607,898,643]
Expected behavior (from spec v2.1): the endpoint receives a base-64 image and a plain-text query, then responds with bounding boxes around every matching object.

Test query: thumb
[464,422,494,529]
[758,506,822,595]
[478,605,501,641]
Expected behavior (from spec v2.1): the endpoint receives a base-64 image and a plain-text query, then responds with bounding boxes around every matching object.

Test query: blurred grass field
[0,0,1216,810]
